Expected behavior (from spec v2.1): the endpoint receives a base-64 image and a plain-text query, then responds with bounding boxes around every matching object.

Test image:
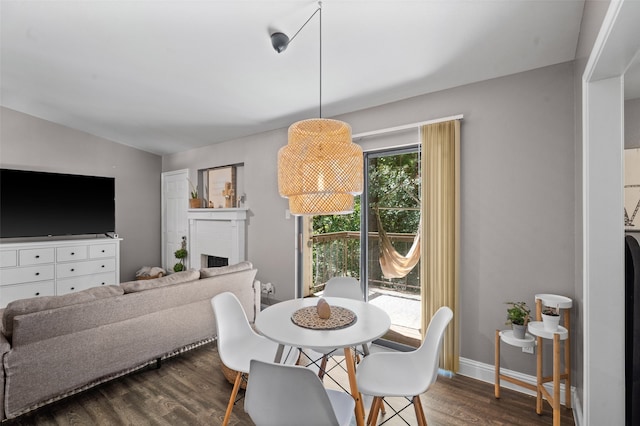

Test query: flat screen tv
[0,169,115,239]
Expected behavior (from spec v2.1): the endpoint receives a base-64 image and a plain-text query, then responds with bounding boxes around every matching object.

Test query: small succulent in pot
[542,305,559,316]
[506,301,530,339]
[541,304,561,331]
[505,301,531,326]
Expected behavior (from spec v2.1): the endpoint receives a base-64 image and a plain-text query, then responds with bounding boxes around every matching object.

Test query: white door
[161,170,189,272]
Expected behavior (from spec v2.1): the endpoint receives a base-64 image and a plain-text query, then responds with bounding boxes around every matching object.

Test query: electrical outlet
[522,346,535,354]
[261,282,275,294]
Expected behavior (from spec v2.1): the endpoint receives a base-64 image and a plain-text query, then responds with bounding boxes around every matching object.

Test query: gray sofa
[0,262,260,421]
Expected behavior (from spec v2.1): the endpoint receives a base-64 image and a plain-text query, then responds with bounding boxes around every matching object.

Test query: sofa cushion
[199,261,253,278]
[2,285,123,339]
[120,269,200,294]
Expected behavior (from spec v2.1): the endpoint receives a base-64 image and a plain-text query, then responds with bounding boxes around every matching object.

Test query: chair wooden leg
[413,395,427,426]
[222,371,242,426]
[318,355,328,380]
[367,396,382,425]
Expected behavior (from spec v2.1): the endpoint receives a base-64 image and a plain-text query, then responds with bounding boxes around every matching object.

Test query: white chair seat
[326,389,357,426]
[245,359,355,426]
[357,352,426,397]
[355,306,453,425]
[211,292,298,426]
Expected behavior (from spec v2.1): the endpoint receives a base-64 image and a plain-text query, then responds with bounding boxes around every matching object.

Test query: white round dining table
[255,297,391,426]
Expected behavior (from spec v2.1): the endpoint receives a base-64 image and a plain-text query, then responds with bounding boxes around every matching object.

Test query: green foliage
[188,179,198,199]
[310,151,421,293]
[312,152,420,235]
[368,154,420,233]
[505,301,531,326]
[173,235,188,272]
[313,198,361,233]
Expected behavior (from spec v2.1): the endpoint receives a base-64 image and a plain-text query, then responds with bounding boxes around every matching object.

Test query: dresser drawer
[19,248,55,265]
[1,250,17,267]
[0,265,55,285]
[89,243,116,259]
[56,258,116,279]
[56,246,88,262]
[57,272,117,295]
[0,281,55,307]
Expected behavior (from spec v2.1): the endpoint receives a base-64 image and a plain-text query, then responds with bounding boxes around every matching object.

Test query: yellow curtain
[420,120,460,372]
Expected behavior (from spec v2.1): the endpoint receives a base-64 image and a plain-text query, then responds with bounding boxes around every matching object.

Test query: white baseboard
[572,391,583,426]
[458,357,573,407]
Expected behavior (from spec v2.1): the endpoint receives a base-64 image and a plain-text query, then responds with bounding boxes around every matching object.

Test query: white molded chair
[211,292,298,426]
[245,359,355,426]
[324,276,365,302]
[356,306,453,426]
[308,277,366,381]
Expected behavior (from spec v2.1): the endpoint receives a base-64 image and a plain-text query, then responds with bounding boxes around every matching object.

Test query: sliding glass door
[363,147,421,348]
[301,145,422,348]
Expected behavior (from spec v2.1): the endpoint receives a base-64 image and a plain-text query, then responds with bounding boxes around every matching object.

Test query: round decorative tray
[291,306,357,330]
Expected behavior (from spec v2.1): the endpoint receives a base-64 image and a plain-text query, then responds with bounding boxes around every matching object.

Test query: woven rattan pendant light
[274,2,363,215]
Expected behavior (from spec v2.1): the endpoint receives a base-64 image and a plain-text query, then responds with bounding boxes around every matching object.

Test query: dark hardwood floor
[4,343,575,425]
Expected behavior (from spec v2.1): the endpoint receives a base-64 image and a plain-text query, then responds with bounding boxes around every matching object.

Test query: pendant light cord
[319,1,322,119]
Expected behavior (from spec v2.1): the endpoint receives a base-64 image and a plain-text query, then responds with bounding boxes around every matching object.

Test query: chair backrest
[245,359,343,426]
[412,306,453,387]
[323,276,364,301]
[210,292,255,367]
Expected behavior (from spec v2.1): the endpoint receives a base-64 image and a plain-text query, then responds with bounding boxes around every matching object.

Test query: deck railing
[311,231,420,294]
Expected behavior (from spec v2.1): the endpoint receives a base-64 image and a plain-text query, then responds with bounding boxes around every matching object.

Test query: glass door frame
[361,145,421,351]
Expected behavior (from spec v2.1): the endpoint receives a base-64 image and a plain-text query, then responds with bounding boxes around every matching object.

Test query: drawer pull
[101,250,105,253]
[70,287,75,290]
[35,255,40,259]
[70,268,75,272]
[101,265,105,268]
[35,272,40,276]
[35,292,40,296]
[71,252,75,255]
[101,282,105,285]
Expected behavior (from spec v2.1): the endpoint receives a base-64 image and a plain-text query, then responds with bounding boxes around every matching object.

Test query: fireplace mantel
[187,208,247,268]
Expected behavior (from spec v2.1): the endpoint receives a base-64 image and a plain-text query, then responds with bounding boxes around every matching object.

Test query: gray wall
[0,107,162,281]
[164,61,577,375]
[626,98,640,149]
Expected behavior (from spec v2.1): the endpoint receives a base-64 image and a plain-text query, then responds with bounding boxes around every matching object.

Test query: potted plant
[505,301,530,339]
[189,179,201,208]
[541,305,561,331]
[174,236,188,272]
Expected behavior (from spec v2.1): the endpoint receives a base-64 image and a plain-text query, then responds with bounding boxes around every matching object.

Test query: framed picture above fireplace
[198,163,244,209]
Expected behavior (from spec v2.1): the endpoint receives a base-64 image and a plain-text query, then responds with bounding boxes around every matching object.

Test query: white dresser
[0,237,121,308]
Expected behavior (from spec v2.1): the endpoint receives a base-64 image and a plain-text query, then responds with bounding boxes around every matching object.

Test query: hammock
[377,212,421,279]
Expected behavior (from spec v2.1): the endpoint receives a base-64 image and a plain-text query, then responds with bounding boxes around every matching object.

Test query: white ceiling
[1,0,590,156]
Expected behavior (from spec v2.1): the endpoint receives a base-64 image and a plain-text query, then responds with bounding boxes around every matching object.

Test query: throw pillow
[120,269,200,293]
[2,285,123,339]
[199,261,253,278]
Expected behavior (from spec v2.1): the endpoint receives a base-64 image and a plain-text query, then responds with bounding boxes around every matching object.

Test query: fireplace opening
[206,255,229,268]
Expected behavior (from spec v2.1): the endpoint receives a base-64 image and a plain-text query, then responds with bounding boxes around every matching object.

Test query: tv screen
[0,169,115,238]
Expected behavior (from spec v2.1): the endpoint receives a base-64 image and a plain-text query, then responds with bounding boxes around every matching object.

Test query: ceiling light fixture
[275,2,363,216]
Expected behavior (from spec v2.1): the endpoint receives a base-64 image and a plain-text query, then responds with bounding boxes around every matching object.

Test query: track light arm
[270,2,321,53]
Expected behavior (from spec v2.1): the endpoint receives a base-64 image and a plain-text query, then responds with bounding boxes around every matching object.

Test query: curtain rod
[352,114,463,140]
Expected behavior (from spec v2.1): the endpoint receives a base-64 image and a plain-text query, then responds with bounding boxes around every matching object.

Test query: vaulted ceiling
[1,0,592,155]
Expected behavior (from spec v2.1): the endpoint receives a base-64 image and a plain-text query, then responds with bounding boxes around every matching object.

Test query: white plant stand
[529,293,573,426]
[494,329,537,398]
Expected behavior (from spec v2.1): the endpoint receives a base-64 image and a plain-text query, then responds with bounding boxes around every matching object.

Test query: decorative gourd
[317,298,331,319]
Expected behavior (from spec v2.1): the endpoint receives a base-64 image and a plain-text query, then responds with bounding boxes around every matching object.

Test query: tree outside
[311,151,421,293]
